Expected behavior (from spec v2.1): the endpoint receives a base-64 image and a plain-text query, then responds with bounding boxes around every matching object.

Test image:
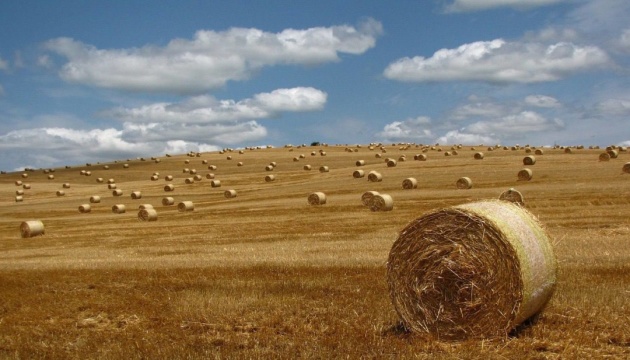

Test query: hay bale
[63,183,71,189]
[319,166,329,173]
[224,189,237,198]
[361,191,380,206]
[265,165,274,171]
[211,180,221,187]
[456,177,473,189]
[189,169,197,175]
[164,184,175,192]
[607,149,619,159]
[15,196,23,202]
[375,153,382,158]
[205,173,215,179]
[112,204,126,214]
[402,178,418,189]
[564,148,573,154]
[387,159,397,167]
[193,174,202,181]
[414,154,428,161]
[523,156,536,165]
[353,170,365,178]
[308,192,327,205]
[162,197,174,206]
[123,163,129,168]
[474,152,484,160]
[518,168,533,181]
[22,184,31,189]
[151,175,159,181]
[178,201,194,212]
[183,168,190,173]
[386,200,557,339]
[112,189,123,197]
[599,152,611,162]
[85,171,92,176]
[185,177,194,184]
[499,188,525,205]
[89,196,101,203]
[164,175,174,181]
[107,178,115,184]
[184,160,190,164]
[21,173,28,178]
[208,165,217,170]
[131,191,142,200]
[20,220,45,238]
[369,194,393,212]
[138,208,158,221]
[15,180,23,186]
[269,162,277,167]
[356,160,365,166]
[79,204,91,213]
[303,165,312,171]
[367,171,383,182]
[623,162,630,174]
[56,190,65,197]
[237,162,244,167]
[47,175,54,180]
[15,190,24,196]
[265,175,275,182]
[108,184,117,190]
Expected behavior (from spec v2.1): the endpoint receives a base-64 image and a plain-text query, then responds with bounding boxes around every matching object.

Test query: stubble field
[0,144,629,359]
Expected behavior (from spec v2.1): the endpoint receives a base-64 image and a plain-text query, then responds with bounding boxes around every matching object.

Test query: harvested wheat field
[1,144,629,358]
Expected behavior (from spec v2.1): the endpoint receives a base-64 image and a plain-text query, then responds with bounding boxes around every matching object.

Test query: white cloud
[618,29,630,51]
[377,116,434,140]
[524,95,561,108]
[37,55,53,68]
[436,130,497,145]
[450,101,506,120]
[465,111,564,134]
[596,98,630,115]
[0,57,8,71]
[121,120,267,144]
[383,39,609,84]
[107,87,327,123]
[44,19,382,94]
[444,0,568,13]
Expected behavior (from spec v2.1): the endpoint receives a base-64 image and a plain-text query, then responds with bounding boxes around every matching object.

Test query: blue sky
[1,0,630,171]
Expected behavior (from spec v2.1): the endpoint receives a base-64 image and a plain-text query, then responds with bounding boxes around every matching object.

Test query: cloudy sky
[1,0,630,171]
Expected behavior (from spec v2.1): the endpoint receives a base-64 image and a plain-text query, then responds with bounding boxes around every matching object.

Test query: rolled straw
[164,184,175,192]
[499,188,525,205]
[138,208,158,221]
[369,194,394,211]
[63,183,70,188]
[474,152,484,160]
[356,160,365,166]
[387,159,397,167]
[265,165,274,171]
[361,191,380,206]
[623,162,630,174]
[79,204,91,213]
[265,175,275,182]
[211,180,221,187]
[162,197,175,206]
[107,178,115,184]
[319,166,329,173]
[367,171,383,182]
[139,204,153,210]
[387,200,557,339]
[205,173,215,179]
[108,184,117,190]
[151,175,159,181]
[185,178,194,184]
[534,149,544,155]
[112,189,123,196]
[131,191,142,199]
[353,170,365,178]
[193,174,202,181]
[20,220,45,238]
[303,165,312,171]
[15,180,23,186]
[112,204,126,214]
[518,168,533,181]
[16,190,24,196]
[47,175,54,180]
[456,177,473,189]
[56,190,65,197]
[402,178,418,190]
[598,152,610,162]
[414,154,427,161]
[15,196,23,202]
[178,201,194,212]
[224,189,237,199]
[307,192,327,205]
[523,156,536,166]
[89,196,101,203]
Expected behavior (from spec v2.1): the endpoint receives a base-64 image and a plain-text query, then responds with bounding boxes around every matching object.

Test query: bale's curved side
[623,162,630,174]
[367,171,383,182]
[224,189,237,198]
[386,200,556,339]
[518,168,533,181]
[162,197,175,206]
[112,204,126,214]
[523,156,536,165]
[353,170,365,178]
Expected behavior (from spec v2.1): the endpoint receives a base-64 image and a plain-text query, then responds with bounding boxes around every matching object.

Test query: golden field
[0,144,629,359]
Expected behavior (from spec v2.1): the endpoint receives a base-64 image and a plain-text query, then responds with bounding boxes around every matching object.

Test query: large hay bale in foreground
[20,220,45,238]
[387,200,556,339]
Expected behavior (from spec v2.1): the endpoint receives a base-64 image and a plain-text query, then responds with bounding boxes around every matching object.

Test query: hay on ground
[56,190,65,197]
[368,171,383,182]
[361,191,380,206]
[319,166,329,173]
[112,189,123,197]
[164,184,175,192]
[112,204,126,214]
[138,208,158,221]
[386,200,557,339]
[162,197,175,206]
[474,152,484,160]
[518,168,533,181]
[534,149,544,155]
[308,192,327,205]
[211,180,221,187]
[356,160,365,166]
[20,220,45,238]
[15,196,23,202]
[387,159,397,167]
[369,194,393,212]
[265,175,275,182]
[456,177,473,189]
[523,156,536,165]
[623,162,630,174]
[108,184,117,190]
[353,170,365,178]
[63,183,71,188]
[131,191,142,199]
[89,196,101,203]
[303,165,312,171]
[499,188,525,205]
[402,178,418,189]
[224,189,237,198]
[178,201,194,212]
[79,204,91,213]
[599,152,610,162]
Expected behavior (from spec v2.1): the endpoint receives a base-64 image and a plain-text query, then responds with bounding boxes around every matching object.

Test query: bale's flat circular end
[387,200,556,340]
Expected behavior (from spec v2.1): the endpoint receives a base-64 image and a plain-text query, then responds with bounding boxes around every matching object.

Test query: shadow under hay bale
[387,200,556,340]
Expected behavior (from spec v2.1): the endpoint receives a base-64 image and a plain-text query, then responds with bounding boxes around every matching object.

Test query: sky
[1,0,630,171]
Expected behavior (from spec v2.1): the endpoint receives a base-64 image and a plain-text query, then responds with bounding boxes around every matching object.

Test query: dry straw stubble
[386,200,557,339]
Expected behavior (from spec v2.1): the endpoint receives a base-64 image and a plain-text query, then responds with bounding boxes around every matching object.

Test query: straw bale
[131,191,142,199]
[162,197,175,206]
[607,149,619,159]
[293,157,300,162]
[108,184,117,190]
[387,200,556,339]
[85,171,92,176]
[265,175,275,182]
[402,178,418,189]
[183,168,190,173]
[15,196,23,202]
[47,175,54,180]
[307,192,327,205]
[189,169,197,175]
[123,164,129,168]
[237,162,244,166]
[20,220,45,238]
[22,184,31,189]
[208,165,217,170]
[361,191,379,206]
[107,178,115,184]
[164,184,175,192]
[63,183,71,188]
[151,175,159,181]
[399,156,407,161]
[211,180,221,187]
[456,177,473,189]
[523,156,536,165]
[224,189,237,198]
[270,162,277,167]
[518,168,533,181]
[598,152,611,162]
[15,180,23,186]
[96,178,104,183]
[185,160,190,164]
[499,188,524,205]
[79,204,91,213]
[474,152,484,160]
[21,173,28,178]
[320,151,327,156]
[112,189,123,197]
[178,201,194,212]
[303,165,312,171]
[356,160,365,166]
[227,156,232,160]
[138,208,158,221]
[387,159,397,167]
[193,174,202,181]
[367,171,383,182]
[265,165,274,171]
[138,204,153,210]
[205,173,215,179]
[103,165,110,169]
[185,177,194,184]
[112,204,126,214]
[623,162,630,174]
[56,190,65,197]
[80,170,86,175]
[299,154,306,159]
[369,194,394,211]
[89,196,101,203]
[16,190,24,196]
[353,170,365,178]
[319,166,329,173]
[375,153,382,158]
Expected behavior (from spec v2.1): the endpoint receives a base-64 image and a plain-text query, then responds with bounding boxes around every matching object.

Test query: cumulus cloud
[444,0,567,13]
[596,98,630,115]
[106,87,327,123]
[383,39,609,84]
[377,116,434,140]
[44,19,382,94]
[436,130,497,145]
[465,111,564,134]
[524,95,561,108]
[617,29,630,51]
[450,101,506,120]
[0,57,8,71]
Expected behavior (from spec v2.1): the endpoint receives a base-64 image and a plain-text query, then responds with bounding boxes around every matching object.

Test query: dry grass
[1,145,629,358]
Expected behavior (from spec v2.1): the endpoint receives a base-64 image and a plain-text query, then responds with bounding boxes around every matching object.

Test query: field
[0,144,629,359]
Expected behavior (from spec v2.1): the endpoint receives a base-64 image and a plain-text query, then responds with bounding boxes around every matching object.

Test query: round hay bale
[20,220,45,238]
[56,190,65,197]
[226,156,232,160]
[416,154,428,161]
[185,177,194,184]
[151,175,159,181]
[63,183,71,189]
[303,165,312,171]
[444,151,452,156]
[369,194,393,212]
[499,188,525,205]
[123,164,129,168]
[308,192,327,205]
[183,168,190,173]
[299,154,306,159]
[623,162,630,174]
[107,178,115,184]
[387,159,397,167]
[598,152,611,162]
[139,204,153,210]
[138,208,158,221]
[367,171,383,182]
[607,149,619,159]
[202,160,208,164]
[265,165,274,171]
[564,148,573,154]
[162,175,173,181]
[523,156,536,165]
[85,171,92,176]
[386,200,556,339]
[15,196,23,202]
[224,189,237,199]
[15,190,24,196]
[103,165,110,170]
[89,196,101,203]
[79,204,91,213]
[237,162,243,167]
[205,173,215,179]
[112,189,123,197]
[189,169,197,175]
[47,175,54,180]
[456,177,473,189]
[108,184,117,190]
[293,157,300,162]
[15,180,23,186]
[320,151,327,156]
[353,170,365,178]
[361,191,380,206]
[22,184,31,189]
[184,160,190,164]
[131,191,142,199]
[356,160,365,166]
[398,156,407,161]
[178,201,194,212]
[269,162,277,168]
[21,173,28,178]
[112,204,126,214]
[518,168,533,181]
[211,180,221,187]
[402,178,418,190]
[164,184,175,192]
[375,153,382,158]
[265,175,275,182]
[319,166,329,173]
[208,165,217,170]
[162,197,175,206]
[474,152,484,160]
[193,174,202,181]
